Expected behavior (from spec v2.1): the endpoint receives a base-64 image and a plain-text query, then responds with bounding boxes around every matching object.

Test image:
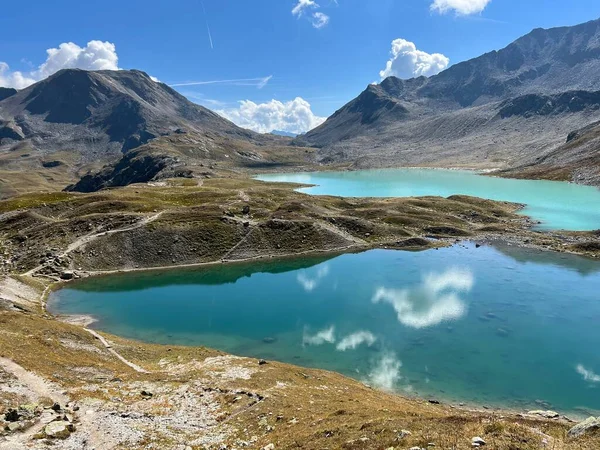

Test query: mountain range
[1,18,600,195]
[295,18,600,184]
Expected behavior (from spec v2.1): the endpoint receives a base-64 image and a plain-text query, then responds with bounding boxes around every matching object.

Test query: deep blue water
[48,243,600,416]
[256,169,600,231]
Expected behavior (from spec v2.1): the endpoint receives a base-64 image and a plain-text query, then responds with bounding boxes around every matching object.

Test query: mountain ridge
[296,17,600,182]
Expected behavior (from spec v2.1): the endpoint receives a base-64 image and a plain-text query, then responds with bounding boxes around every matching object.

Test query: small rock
[472,436,486,447]
[398,430,412,439]
[140,390,153,398]
[568,416,600,437]
[528,410,559,419]
[6,422,22,432]
[262,444,275,450]
[44,421,72,439]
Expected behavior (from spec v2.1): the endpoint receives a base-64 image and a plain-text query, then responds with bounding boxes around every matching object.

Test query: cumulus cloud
[292,0,330,29]
[379,38,449,80]
[368,352,402,391]
[0,40,119,89]
[372,268,474,329]
[576,364,600,383]
[303,325,336,346]
[336,331,377,351]
[0,62,36,89]
[217,97,326,135]
[430,0,492,15]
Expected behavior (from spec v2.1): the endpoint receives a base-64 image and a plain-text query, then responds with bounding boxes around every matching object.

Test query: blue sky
[2,0,600,133]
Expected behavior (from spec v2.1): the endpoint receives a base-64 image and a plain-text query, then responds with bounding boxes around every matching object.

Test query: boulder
[60,271,74,280]
[4,409,19,422]
[568,416,600,437]
[527,410,560,419]
[44,421,73,439]
[6,422,22,432]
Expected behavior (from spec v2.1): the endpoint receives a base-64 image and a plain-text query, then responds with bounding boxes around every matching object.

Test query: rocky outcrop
[65,148,180,192]
[568,416,600,437]
[0,120,24,141]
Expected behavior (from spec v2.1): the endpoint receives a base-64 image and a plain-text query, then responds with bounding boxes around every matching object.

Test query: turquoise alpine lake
[256,169,600,231]
[48,243,600,416]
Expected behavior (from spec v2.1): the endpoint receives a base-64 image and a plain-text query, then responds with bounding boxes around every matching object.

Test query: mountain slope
[297,18,600,178]
[499,121,600,185]
[0,69,260,158]
[0,69,299,196]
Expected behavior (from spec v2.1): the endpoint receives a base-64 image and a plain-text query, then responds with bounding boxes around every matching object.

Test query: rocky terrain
[498,119,600,185]
[296,18,600,184]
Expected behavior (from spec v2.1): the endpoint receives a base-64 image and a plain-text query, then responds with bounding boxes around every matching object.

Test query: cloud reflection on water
[372,268,474,328]
[302,325,336,346]
[576,364,600,383]
[336,331,377,351]
[368,352,402,391]
[297,264,330,292]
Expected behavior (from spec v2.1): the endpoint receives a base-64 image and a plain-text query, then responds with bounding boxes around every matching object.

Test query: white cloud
[0,62,36,89]
[303,325,336,346]
[576,364,600,383]
[292,0,330,29]
[380,38,449,80]
[372,268,474,329]
[368,352,402,391]
[311,12,330,28]
[336,331,377,351]
[0,40,119,89]
[217,97,326,134]
[430,0,492,15]
[292,0,318,16]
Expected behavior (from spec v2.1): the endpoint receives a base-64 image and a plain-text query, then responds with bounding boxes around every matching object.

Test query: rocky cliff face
[297,18,600,175]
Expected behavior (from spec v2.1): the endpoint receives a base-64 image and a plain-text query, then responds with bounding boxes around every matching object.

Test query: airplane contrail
[170,76,273,88]
[200,0,214,49]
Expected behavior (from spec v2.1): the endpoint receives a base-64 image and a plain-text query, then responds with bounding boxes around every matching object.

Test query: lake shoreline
[44,240,600,420]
